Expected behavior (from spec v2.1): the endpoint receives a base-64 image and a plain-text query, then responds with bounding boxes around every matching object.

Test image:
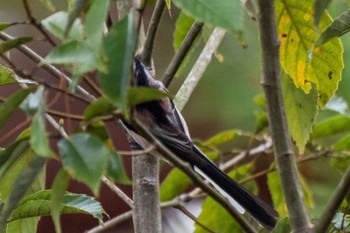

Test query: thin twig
[162,21,204,87]
[174,28,226,111]
[176,204,218,233]
[21,0,56,46]
[102,176,133,208]
[117,144,156,156]
[46,109,84,121]
[141,0,165,67]
[0,32,95,103]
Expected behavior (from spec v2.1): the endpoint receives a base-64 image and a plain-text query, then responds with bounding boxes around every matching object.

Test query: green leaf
[254,110,268,133]
[267,171,287,216]
[127,87,173,106]
[0,65,17,85]
[314,0,333,27]
[0,23,12,31]
[10,190,103,224]
[311,115,350,139]
[107,150,130,185]
[173,11,195,51]
[58,133,109,195]
[271,217,291,233]
[50,169,70,233]
[6,218,39,233]
[38,0,55,10]
[24,87,53,157]
[330,155,350,173]
[282,74,317,153]
[172,0,244,38]
[86,0,109,52]
[20,87,43,116]
[0,37,32,53]
[267,171,313,216]
[0,138,29,168]
[0,157,46,231]
[276,0,343,108]
[253,95,266,110]
[316,8,350,47]
[98,13,137,113]
[83,97,115,121]
[41,11,83,41]
[160,168,190,201]
[205,129,241,147]
[43,40,99,74]
[332,135,350,151]
[0,88,33,131]
[194,196,243,233]
[64,0,90,38]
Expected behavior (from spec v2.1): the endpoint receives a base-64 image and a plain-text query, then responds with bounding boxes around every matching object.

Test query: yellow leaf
[276,0,343,108]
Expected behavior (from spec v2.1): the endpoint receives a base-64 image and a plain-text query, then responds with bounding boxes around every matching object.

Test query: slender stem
[141,0,165,67]
[176,204,217,233]
[256,1,312,232]
[46,109,83,120]
[314,164,350,233]
[21,0,56,46]
[162,21,204,87]
[174,28,226,111]
[0,32,95,103]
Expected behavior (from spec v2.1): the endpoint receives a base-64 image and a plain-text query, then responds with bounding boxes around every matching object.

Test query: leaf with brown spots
[276,0,343,108]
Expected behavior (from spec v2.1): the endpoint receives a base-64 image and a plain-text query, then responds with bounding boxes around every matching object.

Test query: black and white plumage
[122,58,278,229]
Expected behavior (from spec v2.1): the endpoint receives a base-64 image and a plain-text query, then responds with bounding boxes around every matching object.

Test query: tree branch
[129,0,162,232]
[314,164,350,233]
[174,28,225,111]
[21,0,56,46]
[140,0,165,67]
[162,21,203,87]
[0,32,95,103]
[256,1,312,232]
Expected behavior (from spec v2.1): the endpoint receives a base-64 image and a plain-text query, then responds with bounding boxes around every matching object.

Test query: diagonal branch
[174,27,225,111]
[314,164,350,233]
[162,21,204,87]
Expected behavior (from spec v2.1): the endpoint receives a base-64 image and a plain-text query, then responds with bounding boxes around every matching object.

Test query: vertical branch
[128,0,162,232]
[132,154,161,233]
[256,1,313,232]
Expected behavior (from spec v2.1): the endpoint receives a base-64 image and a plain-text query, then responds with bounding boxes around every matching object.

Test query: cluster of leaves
[1,0,350,232]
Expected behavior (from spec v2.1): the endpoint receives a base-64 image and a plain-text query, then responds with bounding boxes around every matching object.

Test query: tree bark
[256,1,313,232]
[132,155,162,233]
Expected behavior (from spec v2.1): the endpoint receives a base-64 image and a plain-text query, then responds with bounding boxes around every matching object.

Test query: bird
[121,57,278,230]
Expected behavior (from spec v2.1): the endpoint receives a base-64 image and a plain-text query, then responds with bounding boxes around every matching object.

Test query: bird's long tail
[192,145,278,229]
